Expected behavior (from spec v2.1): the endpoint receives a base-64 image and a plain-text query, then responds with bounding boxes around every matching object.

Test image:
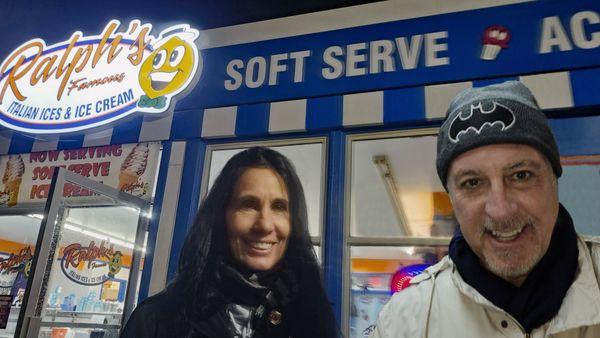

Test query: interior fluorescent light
[64,222,145,252]
[27,214,44,220]
[28,212,147,253]
[63,223,83,232]
[372,155,412,236]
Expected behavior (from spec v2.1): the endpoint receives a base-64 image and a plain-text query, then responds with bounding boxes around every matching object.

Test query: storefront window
[0,143,160,336]
[559,155,600,236]
[29,170,149,337]
[0,214,40,336]
[349,132,456,238]
[349,246,447,337]
[345,129,455,337]
[38,204,144,336]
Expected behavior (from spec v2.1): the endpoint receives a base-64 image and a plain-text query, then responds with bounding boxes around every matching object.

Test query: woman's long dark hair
[169,146,320,317]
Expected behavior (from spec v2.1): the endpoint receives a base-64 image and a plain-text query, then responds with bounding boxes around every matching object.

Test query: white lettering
[322,46,344,80]
[225,59,243,90]
[346,42,367,76]
[245,56,267,89]
[540,16,573,53]
[571,11,600,49]
[268,53,288,85]
[425,31,449,67]
[289,50,311,83]
[395,35,423,70]
[370,39,395,74]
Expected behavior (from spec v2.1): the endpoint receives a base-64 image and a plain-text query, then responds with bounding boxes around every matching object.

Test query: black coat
[121,260,339,338]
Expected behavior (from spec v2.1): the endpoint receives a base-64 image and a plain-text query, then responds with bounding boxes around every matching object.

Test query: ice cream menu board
[0,142,160,207]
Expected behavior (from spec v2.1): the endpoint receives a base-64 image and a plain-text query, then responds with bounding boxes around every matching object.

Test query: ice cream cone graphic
[481,44,501,61]
[480,25,511,61]
[2,155,25,207]
[118,171,139,191]
[5,177,22,206]
[119,144,149,193]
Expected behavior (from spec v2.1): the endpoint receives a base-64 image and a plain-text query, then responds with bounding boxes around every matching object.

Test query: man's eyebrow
[505,159,543,171]
[451,169,480,184]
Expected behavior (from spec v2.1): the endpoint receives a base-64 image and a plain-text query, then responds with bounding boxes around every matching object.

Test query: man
[371,81,600,337]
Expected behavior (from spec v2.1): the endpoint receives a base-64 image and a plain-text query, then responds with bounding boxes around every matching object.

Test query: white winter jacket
[371,236,600,338]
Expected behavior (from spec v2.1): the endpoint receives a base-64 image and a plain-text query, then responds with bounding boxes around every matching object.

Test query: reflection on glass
[350,136,458,238]
[208,143,325,237]
[313,245,321,264]
[559,155,600,236]
[0,215,40,337]
[349,246,448,338]
[37,186,144,337]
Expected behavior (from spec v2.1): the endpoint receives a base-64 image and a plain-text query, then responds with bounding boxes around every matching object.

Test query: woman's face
[225,167,291,271]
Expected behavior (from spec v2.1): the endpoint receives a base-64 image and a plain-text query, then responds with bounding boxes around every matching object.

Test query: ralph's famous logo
[0,246,33,289]
[0,20,201,134]
[60,240,124,286]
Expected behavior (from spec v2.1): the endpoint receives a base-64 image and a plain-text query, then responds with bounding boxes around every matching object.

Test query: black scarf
[449,204,579,332]
[187,261,296,338]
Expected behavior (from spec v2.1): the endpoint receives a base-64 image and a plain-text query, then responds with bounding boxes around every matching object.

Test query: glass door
[0,206,44,338]
[18,168,150,338]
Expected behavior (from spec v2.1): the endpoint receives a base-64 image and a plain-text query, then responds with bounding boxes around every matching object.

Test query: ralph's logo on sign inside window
[0,20,201,134]
[60,240,125,286]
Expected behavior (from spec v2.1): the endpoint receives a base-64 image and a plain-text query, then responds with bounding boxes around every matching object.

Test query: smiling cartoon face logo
[140,37,193,98]
[138,24,201,110]
[108,251,123,278]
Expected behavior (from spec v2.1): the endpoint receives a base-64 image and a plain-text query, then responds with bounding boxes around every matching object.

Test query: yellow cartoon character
[24,259,32,278]
[108,251,123,278]
[138,25,200,109]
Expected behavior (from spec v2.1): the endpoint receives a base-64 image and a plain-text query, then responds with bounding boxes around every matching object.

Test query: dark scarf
[449,204,579,332]
[189,260,302,338]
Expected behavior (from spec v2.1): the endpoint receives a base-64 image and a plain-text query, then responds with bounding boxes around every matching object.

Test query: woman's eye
[239,200,258,210]
[272,201,288,211]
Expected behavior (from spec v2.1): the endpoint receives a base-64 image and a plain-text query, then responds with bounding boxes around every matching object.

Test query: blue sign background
[0,0,599,111]
[183,0,600,108]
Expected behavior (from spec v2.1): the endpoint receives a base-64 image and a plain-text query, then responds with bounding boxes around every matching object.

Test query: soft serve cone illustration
[118,143,149,191]
[2,155,25,206]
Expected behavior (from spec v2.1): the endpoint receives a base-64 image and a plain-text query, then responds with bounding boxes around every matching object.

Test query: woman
[122,147,338,337]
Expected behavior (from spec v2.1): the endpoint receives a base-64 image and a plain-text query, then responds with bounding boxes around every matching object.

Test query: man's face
[446,144,559,286]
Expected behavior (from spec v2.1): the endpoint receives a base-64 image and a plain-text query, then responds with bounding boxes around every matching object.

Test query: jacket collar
[448,236,600,334]
[218,262,270,307]
[546,237,600,334]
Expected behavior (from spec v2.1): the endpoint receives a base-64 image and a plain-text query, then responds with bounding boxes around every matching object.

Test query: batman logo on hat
[448,101,515,143]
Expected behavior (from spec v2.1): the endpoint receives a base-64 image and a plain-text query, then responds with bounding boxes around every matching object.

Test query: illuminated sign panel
[0,20,201,134]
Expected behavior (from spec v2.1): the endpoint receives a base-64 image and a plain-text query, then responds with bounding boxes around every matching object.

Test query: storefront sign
[60,240,121,286]
[0,142,160,207]
[187,1,599,107]
[0,246,32,305]
[1,2,597,122]
[0,20,201,133]
[0,247,32,278]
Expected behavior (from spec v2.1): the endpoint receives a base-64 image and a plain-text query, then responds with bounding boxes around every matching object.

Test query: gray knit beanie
[436,81,562,188]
